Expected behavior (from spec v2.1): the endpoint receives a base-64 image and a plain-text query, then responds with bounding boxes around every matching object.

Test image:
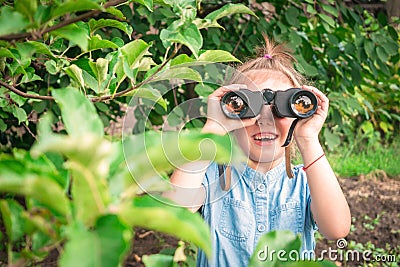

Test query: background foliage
[0,0,398,266]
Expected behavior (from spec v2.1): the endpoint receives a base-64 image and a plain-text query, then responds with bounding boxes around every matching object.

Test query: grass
[327,139,400,178]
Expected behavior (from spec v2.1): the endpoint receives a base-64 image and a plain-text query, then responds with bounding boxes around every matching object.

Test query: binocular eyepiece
[220,88,317,119]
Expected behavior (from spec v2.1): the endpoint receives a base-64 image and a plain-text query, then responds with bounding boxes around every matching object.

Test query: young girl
[163,37,351,266]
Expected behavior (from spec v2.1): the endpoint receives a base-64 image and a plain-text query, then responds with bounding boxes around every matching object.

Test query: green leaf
[45,60,59,75]
[0,118,6,132]
[248,230,301,267]
[194,84,215,98]
[0,199,25,243]
[119,195,212,258]
[198,50,240,63]
[88,35,119,52]
[0,164,71,216]
[51,0,102,19]
[131,0,154,12]
[15,0,37,22]
[296,55,319,77]
[122,130,239,192]
[205,3,256,22]
[170,54,195,66]
[60,216,131,267]
[382,40,398,56]
[322,4,338,18]
[16,41,55,59]
[285,7,300,27]
[160,22,202,57]
[0,6,29,35]
[51,23,89,52]
[142,254,174,266]
[323,127,340,150]
[12,107,27,124]
[65,65,85,89]
[153,66,202,82]
[89,58,109,92]
[376,46,389,63]
[318,13,335,28]
[89,19,131,35]
[105,7,126,20]
[125,84,167,110]
[52,88,104,138]
[0,47,16,59]
[121,39,152,67]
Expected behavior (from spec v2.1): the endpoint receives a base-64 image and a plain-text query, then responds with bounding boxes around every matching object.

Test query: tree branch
[91,44,183,102]
[0,0,128,41]
[0,44,183,103]
[0,80,54,100]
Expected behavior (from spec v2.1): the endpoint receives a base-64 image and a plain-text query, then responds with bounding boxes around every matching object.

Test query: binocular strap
[285,145,294,178]
[218,164,231,191]
[282,118,300,147]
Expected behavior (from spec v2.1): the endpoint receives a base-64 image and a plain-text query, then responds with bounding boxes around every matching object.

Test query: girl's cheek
[274,117,294,132]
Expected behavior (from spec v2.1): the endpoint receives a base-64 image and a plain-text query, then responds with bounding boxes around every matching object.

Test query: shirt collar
[239,160,287,188]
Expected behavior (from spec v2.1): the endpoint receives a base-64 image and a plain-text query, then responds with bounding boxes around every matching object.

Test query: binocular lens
[291,94,316,117]
[221,93,247,116]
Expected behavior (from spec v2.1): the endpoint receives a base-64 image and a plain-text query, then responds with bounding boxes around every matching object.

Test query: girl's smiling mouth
[252,132,278,145]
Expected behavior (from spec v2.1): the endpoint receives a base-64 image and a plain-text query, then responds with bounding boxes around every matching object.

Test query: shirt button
[257,224,266,232]
[257,183,265,191]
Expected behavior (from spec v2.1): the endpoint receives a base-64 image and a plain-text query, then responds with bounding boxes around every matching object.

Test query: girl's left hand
[294,85,329,143]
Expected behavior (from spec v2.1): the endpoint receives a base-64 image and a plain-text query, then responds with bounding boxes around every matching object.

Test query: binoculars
[220,88,317,119]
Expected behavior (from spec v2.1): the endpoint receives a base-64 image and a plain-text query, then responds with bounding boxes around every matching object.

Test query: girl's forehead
[240,70,294,91]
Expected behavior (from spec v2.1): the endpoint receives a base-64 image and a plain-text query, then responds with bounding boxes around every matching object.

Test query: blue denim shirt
[197,161,317,267]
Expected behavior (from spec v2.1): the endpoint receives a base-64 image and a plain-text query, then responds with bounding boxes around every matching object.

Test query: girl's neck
[247,157,284,173]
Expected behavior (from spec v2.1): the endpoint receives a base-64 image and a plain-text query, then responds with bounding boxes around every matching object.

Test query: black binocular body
[220,88,317,119]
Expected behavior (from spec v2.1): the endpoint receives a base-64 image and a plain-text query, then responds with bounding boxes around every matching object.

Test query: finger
[302,85,329,112]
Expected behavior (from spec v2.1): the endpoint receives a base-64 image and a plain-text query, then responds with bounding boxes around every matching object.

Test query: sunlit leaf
[118,195,212,257]
[205,3,256,22]
[318,13,335,28]
[15,0,37,22]
[122,130,240,192]
[153,66,202,82]
[0,163,71,216]
[88,35,119,52]
[51,0,103,19]
[124,84,167,110]
[52,88,104,138]
[131,0,153,12]
[65,65,85,89]
[60,216,131,267]
[142,254,174,266]
[160,22,202,57]
[51,24,89,52]
[0,6,29,35]
[0,199,25,243]
[16,41,55,59]
[89,19,131,35]
[198,50,240,63]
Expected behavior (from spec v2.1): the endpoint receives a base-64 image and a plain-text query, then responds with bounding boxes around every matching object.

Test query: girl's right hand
[202,84,259,135]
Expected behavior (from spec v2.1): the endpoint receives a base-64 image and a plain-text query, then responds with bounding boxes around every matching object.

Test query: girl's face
[233,70,295,171]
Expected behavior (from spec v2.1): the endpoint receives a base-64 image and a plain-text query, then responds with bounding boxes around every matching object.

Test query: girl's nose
[256,105,274,126]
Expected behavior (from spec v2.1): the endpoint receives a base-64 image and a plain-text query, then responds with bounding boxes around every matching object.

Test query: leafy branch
[0,0,127,41]
[0,44,183,102]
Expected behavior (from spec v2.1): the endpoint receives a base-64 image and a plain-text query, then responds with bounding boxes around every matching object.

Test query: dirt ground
[124,175,400,267]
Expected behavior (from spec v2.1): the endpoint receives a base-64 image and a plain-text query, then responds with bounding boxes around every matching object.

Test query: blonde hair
[230,35,306,87]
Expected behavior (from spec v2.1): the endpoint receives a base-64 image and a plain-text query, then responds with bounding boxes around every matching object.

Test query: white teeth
[254,134,277,141]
